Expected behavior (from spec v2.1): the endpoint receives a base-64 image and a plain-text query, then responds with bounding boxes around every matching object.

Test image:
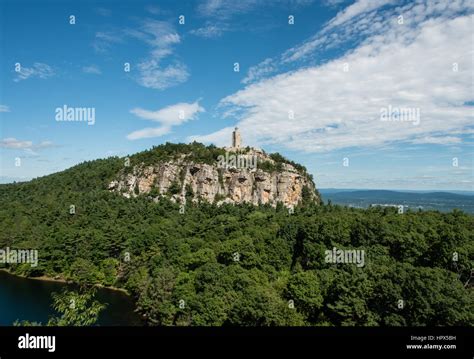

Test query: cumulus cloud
[13,63,55,82]
[127,101,204,140]
[192,0,474,152]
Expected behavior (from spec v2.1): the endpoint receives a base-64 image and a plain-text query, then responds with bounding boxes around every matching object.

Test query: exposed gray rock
[109,149,319,208]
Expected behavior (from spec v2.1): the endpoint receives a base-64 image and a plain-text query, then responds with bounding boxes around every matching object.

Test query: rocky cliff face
[108,149,319,209]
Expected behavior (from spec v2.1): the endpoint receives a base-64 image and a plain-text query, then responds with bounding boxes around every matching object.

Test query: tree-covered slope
[0,143,473,326]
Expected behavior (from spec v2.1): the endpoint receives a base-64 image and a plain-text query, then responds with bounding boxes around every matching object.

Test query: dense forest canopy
[0,143,472,326]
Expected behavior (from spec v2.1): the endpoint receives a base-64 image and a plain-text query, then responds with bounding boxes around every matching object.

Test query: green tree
[286,271,323,321]
[47,288,107,326]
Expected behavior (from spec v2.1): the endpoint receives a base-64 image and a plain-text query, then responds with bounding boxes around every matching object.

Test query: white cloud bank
[192,0,474,153]
[127,101,204,140]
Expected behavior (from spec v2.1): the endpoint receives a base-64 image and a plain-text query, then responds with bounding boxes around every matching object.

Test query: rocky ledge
[108,149,319,209]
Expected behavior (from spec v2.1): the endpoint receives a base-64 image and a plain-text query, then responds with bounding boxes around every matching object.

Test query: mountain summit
[110,137,320,209]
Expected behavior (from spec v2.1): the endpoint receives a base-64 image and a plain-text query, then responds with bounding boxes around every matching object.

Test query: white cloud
[82,65,102,75]
[242,58,276,84]
[14,63,54,82]
[36,140,55,148]
[135,20,180,48]
[197,0,314,18]
[196,0,314,40]
[0,138,55,150]
[0,138,32,149]
[126,126,172,140]
[130,101,204,125]
[137,60,188,90]
[246,0,384,82]
[197,0,260,18]
[190,24,225,38]
[130,20,189,90]
[323,0,347,7]
[92,21,186,89]
[189,126,235,146]
[127,101,204,140]
[193,1,474,153]
[93,20,188,90]
[93,31,123,52]
[410,136,462,145]
[0,105,10,112]
[326,0,394,29]
[244,0,471,82]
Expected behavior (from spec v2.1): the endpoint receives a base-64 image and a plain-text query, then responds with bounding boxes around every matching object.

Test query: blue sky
[0,0,473,190]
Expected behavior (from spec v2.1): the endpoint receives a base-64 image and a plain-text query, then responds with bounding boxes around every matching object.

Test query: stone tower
[232,127,241,149]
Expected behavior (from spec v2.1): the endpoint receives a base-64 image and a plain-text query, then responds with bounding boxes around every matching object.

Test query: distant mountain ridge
[321,188,474,196]
[320,189,474,213]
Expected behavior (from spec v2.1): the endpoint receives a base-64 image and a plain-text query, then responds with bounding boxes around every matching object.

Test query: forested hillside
[0,143,473,326]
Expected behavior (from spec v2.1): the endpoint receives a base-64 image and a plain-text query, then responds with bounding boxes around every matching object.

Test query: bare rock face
[109,149,320,208]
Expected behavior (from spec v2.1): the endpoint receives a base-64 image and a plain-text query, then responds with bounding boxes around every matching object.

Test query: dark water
[0,271,143,326]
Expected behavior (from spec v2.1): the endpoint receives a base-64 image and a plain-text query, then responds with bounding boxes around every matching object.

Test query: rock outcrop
[109,148,319,209]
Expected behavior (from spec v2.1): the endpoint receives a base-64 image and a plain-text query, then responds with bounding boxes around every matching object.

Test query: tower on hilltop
[232,127,241,149]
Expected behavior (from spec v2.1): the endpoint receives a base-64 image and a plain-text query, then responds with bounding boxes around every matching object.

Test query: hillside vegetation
[0,143,472,326]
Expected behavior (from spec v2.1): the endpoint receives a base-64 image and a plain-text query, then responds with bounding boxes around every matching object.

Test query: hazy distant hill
[320,189,474,213]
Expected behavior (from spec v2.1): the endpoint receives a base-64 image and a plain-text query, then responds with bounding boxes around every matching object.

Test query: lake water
[0,271,143,326]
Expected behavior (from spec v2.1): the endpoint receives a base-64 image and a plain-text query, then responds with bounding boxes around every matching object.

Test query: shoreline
[0,268,130,295]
